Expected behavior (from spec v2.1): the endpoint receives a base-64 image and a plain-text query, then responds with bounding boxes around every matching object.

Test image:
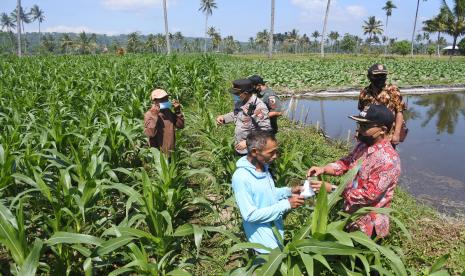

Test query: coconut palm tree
[255,29,269,53]
[311,30,320,52]
[248,37,255,51]
[288,29,299,53]
[207,26,221,51]
[328,31,339,52]
[15,0,22,56]
[411,0,428,56]
[1,13,16,33]
[144,34,155,53]
[77,31,97,54]
[440,0,465,56]
[60,33,73,54]
[30,5,45,45]
[154,33,165,53]
[199,0,218,53]
[162,0,171,54]
[1,13,16,49]
[423,7,449,56]
[268,0,275,58]
[11,5,30,34]
[173,31,184,52]
[42,34,55,53]
[127,32,140,53]
[300,34,310,52]
[382,0,397,55]
[321,0,331,57]
[363,16,384,47]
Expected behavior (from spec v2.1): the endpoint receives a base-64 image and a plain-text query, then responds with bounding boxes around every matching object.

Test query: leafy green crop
[220,56,465,92]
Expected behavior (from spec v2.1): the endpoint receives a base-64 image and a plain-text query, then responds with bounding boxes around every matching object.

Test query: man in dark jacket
[249,75,283,134]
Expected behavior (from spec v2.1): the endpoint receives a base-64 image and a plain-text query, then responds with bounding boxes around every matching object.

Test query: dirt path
[279,84,465,98]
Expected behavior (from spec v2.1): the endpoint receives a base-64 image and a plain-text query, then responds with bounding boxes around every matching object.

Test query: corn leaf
[256,248,286,276]
[46,232,103,246]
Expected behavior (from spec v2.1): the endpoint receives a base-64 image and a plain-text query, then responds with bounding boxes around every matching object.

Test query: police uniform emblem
[269,96,276,106]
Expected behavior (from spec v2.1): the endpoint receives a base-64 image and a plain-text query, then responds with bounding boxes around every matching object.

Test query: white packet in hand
[300,180,315,199]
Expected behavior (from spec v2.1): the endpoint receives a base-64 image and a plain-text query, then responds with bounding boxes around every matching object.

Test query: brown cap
[368,64,388,75]
[150,89,168,100]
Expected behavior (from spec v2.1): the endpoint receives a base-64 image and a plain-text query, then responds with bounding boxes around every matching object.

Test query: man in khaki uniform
[144,89,184,154]
[216,79,272,155]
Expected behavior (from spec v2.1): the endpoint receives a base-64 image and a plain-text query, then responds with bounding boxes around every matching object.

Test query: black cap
[349,104,394,129]
[248,75,266,85]
[368,64,388,76]
[229,79,254,94]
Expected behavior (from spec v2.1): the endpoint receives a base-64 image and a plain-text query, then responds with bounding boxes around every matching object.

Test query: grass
[389,188,465,275]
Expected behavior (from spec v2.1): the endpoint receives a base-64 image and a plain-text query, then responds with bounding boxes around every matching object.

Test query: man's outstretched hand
[288,195,305,208]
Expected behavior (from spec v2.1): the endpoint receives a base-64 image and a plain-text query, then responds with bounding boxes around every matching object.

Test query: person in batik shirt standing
[358,64,406,146]
[307,105,401,239]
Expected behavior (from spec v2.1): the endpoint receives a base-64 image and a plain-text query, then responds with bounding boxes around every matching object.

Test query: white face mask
[159,101,172,110]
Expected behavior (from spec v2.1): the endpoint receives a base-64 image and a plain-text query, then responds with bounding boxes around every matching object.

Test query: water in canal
[284,91,465,215]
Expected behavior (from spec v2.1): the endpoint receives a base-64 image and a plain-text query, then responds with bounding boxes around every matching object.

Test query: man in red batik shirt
[307,104,401,238]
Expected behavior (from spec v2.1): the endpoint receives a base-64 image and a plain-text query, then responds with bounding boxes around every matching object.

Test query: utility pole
[163,0,171,54]
[17,0,22,57]
[268,0,275,58]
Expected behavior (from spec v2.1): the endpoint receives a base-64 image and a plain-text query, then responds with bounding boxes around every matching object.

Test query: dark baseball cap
[368,63,388,75]
[248,75,267,85]
[349,104,394,129]
[229,79,254,94]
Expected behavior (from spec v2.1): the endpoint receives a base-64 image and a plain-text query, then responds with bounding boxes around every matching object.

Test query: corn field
[0,54,454,275]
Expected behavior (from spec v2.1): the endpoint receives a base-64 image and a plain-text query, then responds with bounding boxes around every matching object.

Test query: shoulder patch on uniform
[269,96,276,105]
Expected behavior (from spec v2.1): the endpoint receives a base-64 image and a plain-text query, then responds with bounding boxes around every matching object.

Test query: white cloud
[346,5,366,18]
[101,0,162,11]
[44,25,118,35]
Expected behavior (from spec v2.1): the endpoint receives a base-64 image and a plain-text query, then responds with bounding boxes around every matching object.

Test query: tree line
[2,0,465,57]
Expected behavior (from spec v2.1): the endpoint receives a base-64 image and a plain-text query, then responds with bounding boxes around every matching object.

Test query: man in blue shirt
[232,131,304,253]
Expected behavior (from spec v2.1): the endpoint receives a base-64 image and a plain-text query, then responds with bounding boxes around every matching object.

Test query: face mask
[369,75,387,91]
[233,94,241,104]
[159,101,172,110]
[356,132,376,146]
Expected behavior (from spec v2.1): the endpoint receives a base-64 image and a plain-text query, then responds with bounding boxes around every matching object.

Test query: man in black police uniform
[249,75,283,134]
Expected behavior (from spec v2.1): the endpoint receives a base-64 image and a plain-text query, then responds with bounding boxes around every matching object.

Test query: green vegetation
[0,54,463,275]
[224,55,465,92]
[391,41,411,56]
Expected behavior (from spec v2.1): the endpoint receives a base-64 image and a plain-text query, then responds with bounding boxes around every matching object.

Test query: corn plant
[0,200,43,275]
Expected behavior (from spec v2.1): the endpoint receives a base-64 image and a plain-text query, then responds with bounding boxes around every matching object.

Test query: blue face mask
[233,94,241,105]
[159,101,172,110]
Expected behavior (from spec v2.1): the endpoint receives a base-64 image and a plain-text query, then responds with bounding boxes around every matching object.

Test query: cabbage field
[226,56,465,91]
[0,54,460,275]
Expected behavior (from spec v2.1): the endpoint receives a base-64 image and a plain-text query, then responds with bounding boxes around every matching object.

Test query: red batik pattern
[329,139,401,238]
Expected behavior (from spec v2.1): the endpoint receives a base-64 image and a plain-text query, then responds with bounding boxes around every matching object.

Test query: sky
[0,0,450,42]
